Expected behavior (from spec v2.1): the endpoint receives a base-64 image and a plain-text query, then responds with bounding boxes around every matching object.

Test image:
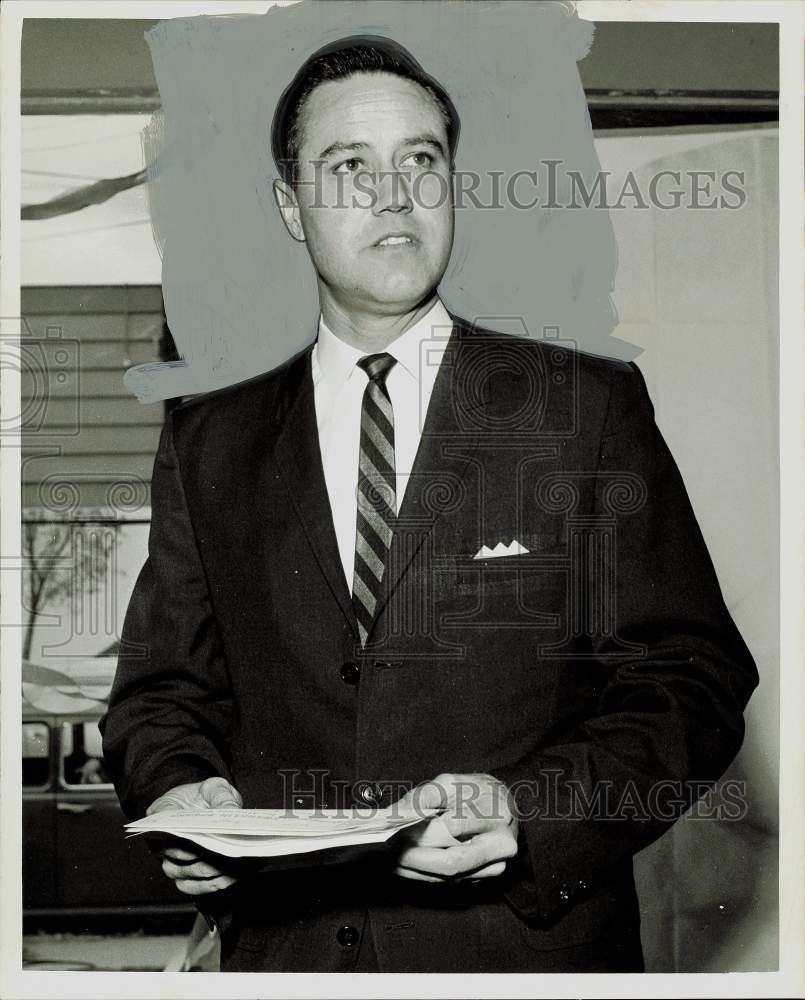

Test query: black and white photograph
[0,1,802,996]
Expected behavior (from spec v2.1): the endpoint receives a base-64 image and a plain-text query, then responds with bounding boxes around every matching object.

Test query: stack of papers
[125,807,435,859]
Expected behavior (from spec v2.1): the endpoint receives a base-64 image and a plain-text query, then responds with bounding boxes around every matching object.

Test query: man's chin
[364,277,441,313]
[363,293,438,318]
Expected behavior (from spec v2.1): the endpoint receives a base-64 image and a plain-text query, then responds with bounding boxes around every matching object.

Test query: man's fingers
[393,866,445,882]
[397,815,461,850]
[144,780,243,894]
[393,859,506,882]
[174,874,237,896]
[146,778,242,815]
[148,793,185,815]
[200,777,243,810]
[160,845,202,863]
[396,779,448,817]
[442,811,499,840]
[395,845,467,877]
[459,860,507,879]
[162,857,227,881]
[397,830,517,879]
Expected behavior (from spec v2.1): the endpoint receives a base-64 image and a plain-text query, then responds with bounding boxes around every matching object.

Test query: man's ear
[273,179,306,243]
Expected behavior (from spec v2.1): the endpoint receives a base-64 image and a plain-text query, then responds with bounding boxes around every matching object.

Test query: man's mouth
[373,233,417,247]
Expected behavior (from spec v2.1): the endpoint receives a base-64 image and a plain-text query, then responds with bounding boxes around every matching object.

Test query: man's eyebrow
[316,140,370,160]
[399,134,447,157]
[315,135,447,161]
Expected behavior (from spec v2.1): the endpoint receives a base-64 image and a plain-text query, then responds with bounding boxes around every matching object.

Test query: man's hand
[392,773,519,882]
[146,776,243,896]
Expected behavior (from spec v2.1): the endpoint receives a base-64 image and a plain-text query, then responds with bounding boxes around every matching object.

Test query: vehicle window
[60,722,111,787]
[22,722,50,788]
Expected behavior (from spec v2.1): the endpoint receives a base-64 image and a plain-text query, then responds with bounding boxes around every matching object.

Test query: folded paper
[124,806,437,859]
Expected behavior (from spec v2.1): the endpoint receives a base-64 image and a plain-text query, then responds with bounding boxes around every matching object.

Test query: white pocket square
[472,539,529,559]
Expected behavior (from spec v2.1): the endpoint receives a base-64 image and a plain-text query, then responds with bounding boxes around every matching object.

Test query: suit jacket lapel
[370,319,486,632]
[270,320,489,645]
[272,347,359,637]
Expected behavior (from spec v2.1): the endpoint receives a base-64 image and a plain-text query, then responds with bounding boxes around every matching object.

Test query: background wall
[20,18,779,96]
[596,125,779,971]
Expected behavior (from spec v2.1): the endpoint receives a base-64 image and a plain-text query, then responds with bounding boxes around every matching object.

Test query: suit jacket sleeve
[100,410,235,820]
[492,360,759,922]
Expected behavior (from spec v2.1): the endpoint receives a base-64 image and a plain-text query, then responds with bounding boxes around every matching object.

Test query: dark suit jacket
[101,318,758,972]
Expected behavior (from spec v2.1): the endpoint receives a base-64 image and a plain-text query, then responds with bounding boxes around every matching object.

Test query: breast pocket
[434,550,563,630]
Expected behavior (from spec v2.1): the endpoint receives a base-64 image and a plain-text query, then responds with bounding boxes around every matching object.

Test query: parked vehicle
[22,659,193,917]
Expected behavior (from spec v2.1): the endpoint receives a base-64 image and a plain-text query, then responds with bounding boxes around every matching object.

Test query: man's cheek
[414,172,451,212]
[351,173,376,209]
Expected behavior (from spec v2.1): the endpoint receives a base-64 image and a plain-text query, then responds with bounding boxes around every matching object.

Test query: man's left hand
[392,773,519,882]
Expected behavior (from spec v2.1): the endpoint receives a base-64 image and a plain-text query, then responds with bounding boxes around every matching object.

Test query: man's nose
[371,168,414,215]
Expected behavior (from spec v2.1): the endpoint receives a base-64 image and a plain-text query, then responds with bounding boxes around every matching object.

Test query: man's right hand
[146,776,243,896]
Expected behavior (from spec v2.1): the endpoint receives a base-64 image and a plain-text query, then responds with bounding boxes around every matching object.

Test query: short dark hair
[271,35,460,185]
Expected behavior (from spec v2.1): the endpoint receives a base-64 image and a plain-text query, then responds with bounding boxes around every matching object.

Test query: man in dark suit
[101,37,758,973]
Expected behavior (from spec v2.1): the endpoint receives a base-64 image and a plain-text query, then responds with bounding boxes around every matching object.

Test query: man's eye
[333,158,364,174]
[402,151,434,168]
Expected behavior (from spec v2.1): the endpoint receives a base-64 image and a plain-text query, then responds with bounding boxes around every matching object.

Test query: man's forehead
[300,72,447,152]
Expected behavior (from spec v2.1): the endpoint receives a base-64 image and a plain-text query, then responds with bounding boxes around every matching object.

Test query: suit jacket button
[340,662,360,685]
[336,925,360,948]
[358,783,381,804]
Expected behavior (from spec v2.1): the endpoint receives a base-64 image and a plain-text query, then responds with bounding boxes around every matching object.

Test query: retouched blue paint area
[128,0,633,403]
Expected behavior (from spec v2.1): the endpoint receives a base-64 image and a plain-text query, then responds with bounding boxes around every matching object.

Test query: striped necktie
[352,352,398,645]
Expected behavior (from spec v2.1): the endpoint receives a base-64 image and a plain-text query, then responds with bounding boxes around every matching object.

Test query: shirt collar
[315,298,454,397]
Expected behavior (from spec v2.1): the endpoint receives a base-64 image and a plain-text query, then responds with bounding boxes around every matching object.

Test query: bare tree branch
[22,168,147,221]
[22,522,113,662]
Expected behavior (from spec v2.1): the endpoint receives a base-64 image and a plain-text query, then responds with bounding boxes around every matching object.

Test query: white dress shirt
[312,298,454,588]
